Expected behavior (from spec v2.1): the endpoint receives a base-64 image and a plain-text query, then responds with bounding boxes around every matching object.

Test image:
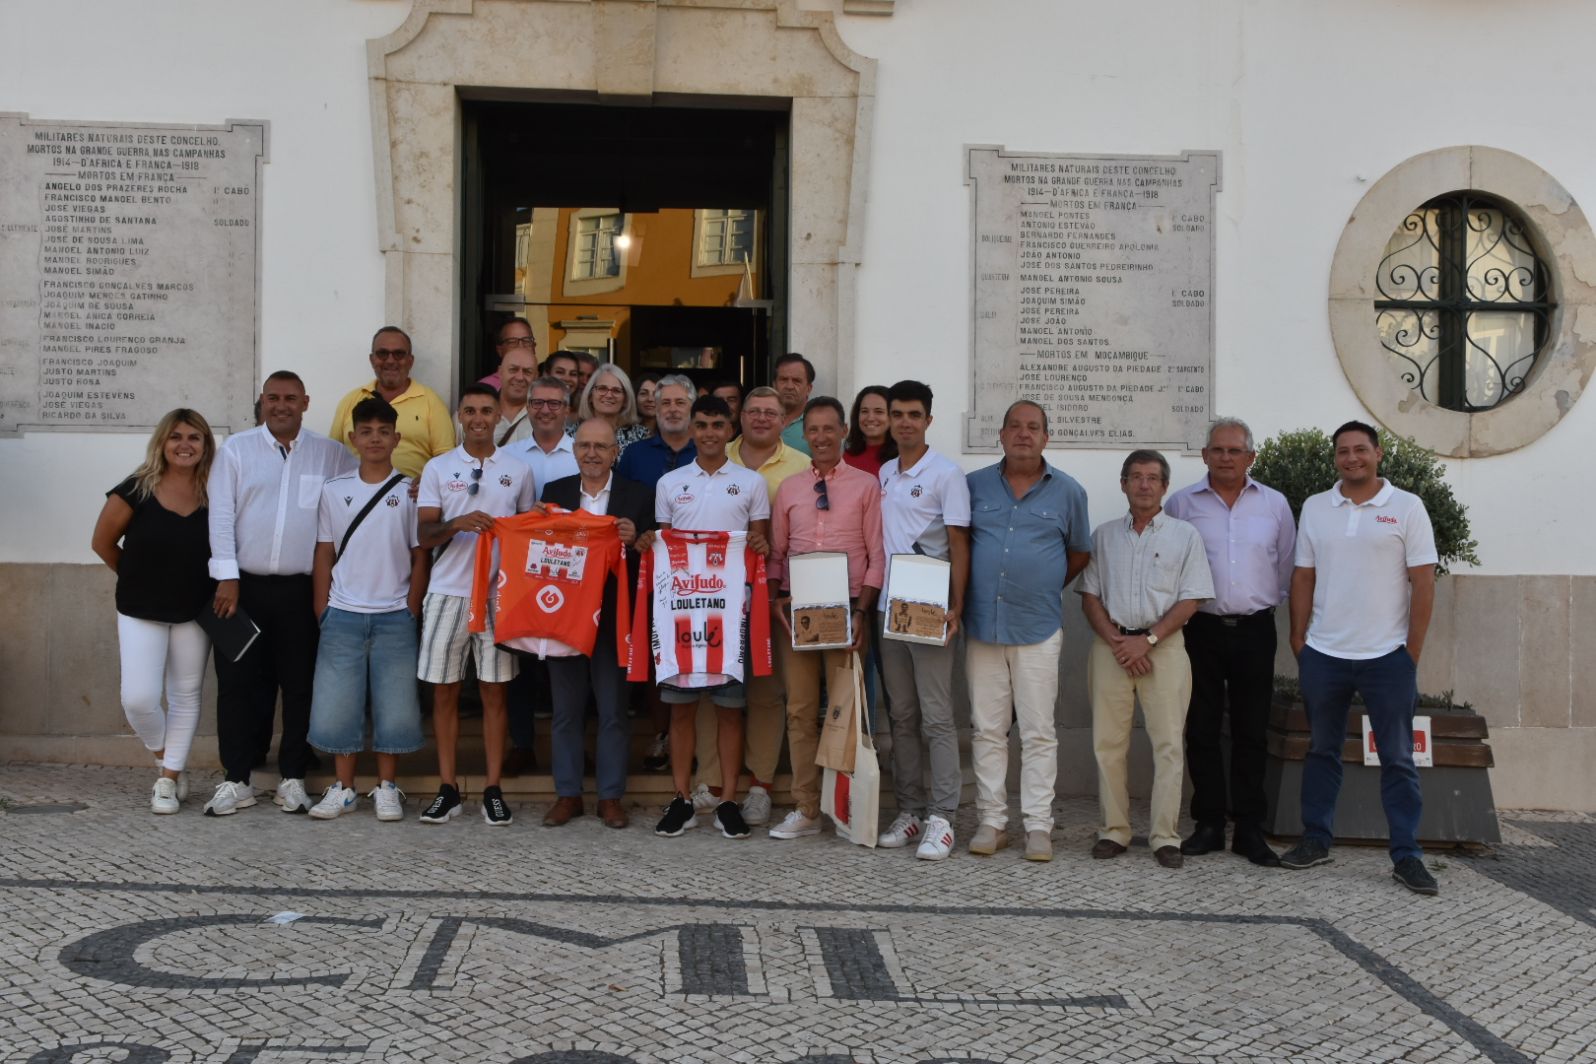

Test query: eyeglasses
[745,407,782,420]
[813,477,830,511]
[497,336,536,349]
[468,464,483,496]
[591,385,625,397]
[371,348,410,361]
[529,398,566,410]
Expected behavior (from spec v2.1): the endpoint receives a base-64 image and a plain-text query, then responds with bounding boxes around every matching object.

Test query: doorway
[460,97,789,396]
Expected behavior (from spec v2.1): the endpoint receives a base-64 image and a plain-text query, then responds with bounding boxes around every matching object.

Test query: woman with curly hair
[91,408,217,814]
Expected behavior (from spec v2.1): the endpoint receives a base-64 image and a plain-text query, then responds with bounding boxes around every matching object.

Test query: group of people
[92,319,1442,895]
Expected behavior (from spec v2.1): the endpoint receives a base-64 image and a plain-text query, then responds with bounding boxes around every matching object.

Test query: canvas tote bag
[820,653,880,847]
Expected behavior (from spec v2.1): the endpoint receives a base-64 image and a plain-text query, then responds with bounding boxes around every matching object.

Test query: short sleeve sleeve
[1066,482,1092,554]
[1404,498,1439,567]
[1294,500,1318,568]
[1176,526,1216,602]
[417,460,443,510]
[1076,529,1105,598]
[748,473,771,522]
[942,465,972,528]
[655,476,672,525]
[108,476,140,504]
[316,485,335,544]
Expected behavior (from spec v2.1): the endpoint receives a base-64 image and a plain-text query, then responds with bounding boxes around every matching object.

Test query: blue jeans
[307,607,424,755]
[1298,645,1423,862]
[545,624,631,800]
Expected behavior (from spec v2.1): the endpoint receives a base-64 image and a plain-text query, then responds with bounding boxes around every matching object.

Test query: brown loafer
[597,798,629,829]
[542,796,584,827]
[1090,838,1128,859]
[1154,845,1185,869]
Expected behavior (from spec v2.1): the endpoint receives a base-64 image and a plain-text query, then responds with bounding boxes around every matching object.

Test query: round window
[1374,192,1552,412]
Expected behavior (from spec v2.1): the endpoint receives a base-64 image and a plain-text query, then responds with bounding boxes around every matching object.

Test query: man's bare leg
[670,701,698,798]
[480,680,510,790]
[717,706,744,804]
[432,682,461,785]
[334,754,358,790]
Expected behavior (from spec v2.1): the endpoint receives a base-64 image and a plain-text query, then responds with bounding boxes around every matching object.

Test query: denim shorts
[308,607,424,754]
[659,680,747,709]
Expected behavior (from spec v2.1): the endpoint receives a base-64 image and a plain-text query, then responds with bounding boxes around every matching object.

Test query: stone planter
[1263,699,1501,846]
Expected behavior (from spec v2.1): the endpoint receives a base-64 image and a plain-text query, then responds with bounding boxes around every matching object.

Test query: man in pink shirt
[765,396,885,840]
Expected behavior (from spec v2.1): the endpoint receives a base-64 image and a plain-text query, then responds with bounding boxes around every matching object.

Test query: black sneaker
[481,786,513,826]
[715,800,750,840]
[641,731,670,772]
[1392,856,1439,896]
[654,795,697,837]
[1279,839,1333,869]
[418,784,461,824]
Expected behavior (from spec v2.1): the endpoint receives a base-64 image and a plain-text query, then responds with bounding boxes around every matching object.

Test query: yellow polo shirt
[728,436,812,506]
[329,379,455,479]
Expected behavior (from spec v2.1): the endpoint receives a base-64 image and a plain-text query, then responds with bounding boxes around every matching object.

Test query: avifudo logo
[671,573,726,595]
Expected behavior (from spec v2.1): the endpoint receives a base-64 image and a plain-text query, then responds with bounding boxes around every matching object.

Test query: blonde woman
[576,363,650,455]
[91,408,217,814]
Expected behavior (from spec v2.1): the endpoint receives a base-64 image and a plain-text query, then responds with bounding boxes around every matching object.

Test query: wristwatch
[1146,632,1159,647]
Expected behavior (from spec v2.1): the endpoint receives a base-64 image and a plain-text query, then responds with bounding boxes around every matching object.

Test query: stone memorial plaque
[964,146,1219,452]
[0,115,266,436]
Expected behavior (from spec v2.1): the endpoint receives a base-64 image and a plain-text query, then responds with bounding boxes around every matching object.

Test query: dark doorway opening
[460,96,788,397]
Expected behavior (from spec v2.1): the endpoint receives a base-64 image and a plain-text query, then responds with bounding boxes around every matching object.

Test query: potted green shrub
[1251,428,1498,846]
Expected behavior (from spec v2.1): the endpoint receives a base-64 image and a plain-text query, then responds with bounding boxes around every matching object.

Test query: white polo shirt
[418,445,537,597]
[317,471,419,613]
[504,432,578,495]
[1296,479,1438,660]
[656,458,770,532]
[879,447,971,560]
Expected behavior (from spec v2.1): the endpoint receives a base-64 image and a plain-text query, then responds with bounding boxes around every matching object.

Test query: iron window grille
[1374,192,1553,411]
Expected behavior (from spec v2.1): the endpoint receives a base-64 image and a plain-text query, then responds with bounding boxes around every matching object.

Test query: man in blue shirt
[963,400,1091,861]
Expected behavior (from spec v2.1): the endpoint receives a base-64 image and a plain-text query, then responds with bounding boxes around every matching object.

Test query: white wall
[837,0,1596,575]
[0,0,407,563]
[2,0,1589,573]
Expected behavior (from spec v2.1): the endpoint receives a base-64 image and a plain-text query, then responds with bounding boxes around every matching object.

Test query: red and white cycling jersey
[627,529,771,688]
[470,506,631,661]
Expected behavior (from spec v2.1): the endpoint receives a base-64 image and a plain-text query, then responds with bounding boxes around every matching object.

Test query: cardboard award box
[788,551,852,650]
[882,553,950,646]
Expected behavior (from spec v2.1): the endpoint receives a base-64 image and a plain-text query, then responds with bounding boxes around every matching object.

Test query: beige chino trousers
[1086,630,1190,852]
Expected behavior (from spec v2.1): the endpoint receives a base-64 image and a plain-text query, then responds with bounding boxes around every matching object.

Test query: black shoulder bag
[333,473,407,566]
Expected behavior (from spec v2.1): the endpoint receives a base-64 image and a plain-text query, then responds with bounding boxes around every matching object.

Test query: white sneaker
[276,778,312,814]
[877,811,923,849]
[916,815,955,861]
[150,777,179,815]
[154,760,188,802]
[308,784,357,820]
[741,784,772,826]
[203,780,256,817]
[370,781,405,822]
[690,782,718,814]
[768,809,822,839]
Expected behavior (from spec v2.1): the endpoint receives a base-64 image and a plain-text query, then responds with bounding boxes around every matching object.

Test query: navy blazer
[540,472,656,614]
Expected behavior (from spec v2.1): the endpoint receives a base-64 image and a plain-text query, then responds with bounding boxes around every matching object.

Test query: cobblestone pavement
[1,765,1593,1064]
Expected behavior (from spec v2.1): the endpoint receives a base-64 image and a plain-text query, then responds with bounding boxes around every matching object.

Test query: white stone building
[1,0,1590,811]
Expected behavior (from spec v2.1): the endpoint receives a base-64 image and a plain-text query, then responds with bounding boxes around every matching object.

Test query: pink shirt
[769,462,885,597]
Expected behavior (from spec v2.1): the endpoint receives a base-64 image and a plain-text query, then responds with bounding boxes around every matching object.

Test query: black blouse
[108,477,214,624]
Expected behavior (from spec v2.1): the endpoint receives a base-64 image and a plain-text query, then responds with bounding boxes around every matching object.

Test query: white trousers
[967,630,1063,834]
[116,613,209,772]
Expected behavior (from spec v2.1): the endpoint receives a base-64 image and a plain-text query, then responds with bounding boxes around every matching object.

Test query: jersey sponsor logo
[446,477,470,492]
[527,541,589,582]
[673,492,696,507]
[536,585,565,613]
[671,573,726,596]
[705,541,728,568]
[1376,515,1399,525]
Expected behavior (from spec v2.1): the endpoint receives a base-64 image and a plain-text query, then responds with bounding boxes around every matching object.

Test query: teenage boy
[306,398,429,821]
[640,395,770,839]
[415,384,537,826]
[876,379,970,860]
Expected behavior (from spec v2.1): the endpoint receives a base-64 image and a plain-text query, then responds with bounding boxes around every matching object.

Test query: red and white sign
[1362,715,1434,768]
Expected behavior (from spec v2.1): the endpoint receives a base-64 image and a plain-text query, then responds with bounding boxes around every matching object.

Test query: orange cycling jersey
[470,506,631,661]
